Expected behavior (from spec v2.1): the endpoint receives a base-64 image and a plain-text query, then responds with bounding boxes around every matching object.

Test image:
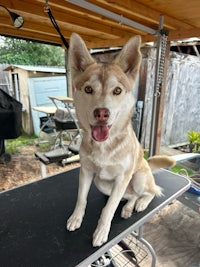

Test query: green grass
[171,164,194,177]
[36,142,51,152]
[5,134,53,154]
[5,134,37,154]
[144,150,149,159]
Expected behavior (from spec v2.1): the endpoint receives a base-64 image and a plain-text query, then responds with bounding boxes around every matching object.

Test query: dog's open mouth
[91,124,111,142]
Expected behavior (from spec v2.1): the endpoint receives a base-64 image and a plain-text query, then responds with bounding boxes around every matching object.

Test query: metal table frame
[32,105,57,145]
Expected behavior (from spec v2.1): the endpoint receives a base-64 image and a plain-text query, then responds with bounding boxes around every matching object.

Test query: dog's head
[69,33,141,142]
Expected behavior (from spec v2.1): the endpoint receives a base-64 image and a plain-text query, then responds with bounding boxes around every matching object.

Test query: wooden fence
[140,48,200,148]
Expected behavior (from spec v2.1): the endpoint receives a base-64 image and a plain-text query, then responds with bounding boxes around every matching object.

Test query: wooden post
[65,48,73,98]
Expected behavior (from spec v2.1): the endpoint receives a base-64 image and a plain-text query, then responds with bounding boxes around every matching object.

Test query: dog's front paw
[121,206,132,219]
[92,223,110,247]
[66,213,83,231]
[135,198,149,212]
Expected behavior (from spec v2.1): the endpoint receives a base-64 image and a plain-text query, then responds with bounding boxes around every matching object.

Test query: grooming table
[0,168,190,267]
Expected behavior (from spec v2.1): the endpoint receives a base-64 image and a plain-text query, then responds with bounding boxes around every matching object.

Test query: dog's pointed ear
[69,33,95,79]
[113,35,142,82]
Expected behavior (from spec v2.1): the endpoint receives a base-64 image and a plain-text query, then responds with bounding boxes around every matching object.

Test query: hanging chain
[155,29,169,96]
[158,30,168,85]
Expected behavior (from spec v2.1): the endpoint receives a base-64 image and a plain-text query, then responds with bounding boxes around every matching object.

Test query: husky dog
[66,33,175,247]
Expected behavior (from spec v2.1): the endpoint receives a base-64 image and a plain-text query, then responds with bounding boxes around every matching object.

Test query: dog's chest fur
[81,132,133,181]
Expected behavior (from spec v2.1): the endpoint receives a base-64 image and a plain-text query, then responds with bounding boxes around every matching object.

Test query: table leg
[131,226,156,267]
[40,161,47,178]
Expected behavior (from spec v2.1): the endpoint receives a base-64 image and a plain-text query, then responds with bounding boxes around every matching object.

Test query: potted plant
[187,131,200,153]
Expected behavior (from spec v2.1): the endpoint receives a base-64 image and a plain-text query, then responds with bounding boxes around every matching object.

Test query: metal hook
[44,0,50,12]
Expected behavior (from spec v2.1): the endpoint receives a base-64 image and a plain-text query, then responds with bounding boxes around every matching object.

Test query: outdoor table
[32,106,57,145]
[0,167,190,267]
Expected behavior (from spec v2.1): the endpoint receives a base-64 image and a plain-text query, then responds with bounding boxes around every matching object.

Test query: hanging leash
[44,0,69,49]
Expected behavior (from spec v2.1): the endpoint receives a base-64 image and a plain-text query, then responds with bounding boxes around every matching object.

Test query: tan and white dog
[66,33,175,247]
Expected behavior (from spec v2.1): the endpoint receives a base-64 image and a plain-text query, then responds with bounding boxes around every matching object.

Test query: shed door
[28,76,67,135]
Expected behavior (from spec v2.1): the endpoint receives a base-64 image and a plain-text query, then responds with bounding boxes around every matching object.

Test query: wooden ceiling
[0,0,200,48]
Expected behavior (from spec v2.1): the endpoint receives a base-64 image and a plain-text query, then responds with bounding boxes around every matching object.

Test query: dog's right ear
[69,33,95,79]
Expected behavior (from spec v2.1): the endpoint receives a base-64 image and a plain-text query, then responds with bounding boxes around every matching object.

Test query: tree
[0,36,65,66]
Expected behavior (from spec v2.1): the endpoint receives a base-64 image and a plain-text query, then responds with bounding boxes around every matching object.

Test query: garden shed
[4,65,67,135]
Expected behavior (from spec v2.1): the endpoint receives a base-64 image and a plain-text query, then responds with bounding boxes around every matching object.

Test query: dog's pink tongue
[92,125,109,142]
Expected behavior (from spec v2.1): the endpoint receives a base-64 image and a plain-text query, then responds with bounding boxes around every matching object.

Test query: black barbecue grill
[0,89,22,163]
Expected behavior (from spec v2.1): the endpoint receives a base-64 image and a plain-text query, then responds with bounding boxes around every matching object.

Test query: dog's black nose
[94,108,110,122]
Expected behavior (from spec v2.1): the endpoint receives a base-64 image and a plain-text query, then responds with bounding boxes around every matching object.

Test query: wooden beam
[168,28,200,41]
[86,34,157,48]
[2,0,200,48]
[87,0,192,30]
[5,0,141,39]
[0,27,62,45]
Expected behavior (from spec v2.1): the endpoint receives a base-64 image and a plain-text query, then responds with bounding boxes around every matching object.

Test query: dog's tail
[147,155,176,172]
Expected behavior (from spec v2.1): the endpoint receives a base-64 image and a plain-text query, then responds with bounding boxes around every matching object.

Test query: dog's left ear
[69,33,95,80]
[113,35,142,82]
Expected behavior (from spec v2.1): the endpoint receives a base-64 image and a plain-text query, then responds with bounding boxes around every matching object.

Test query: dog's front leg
[67,166,93,231]
[93,176,130,247]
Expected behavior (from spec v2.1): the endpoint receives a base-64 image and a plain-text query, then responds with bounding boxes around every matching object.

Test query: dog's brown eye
[113,87,122,95]
[84,86,93,94]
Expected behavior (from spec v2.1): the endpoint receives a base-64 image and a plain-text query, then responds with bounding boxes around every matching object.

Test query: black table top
[0,168,190,267]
